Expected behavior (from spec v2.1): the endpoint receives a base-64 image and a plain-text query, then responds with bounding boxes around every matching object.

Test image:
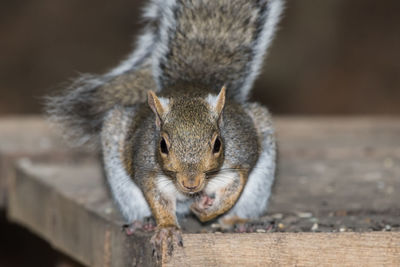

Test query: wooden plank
[169,232,400,267]
[0,116,71,155]
[271,117,400,214]
[3,116,400,266]
[7,159,157,267]
[7,159,400,266]
[0,116,92,207]
[276,117,400,148]
[1,116,399,212]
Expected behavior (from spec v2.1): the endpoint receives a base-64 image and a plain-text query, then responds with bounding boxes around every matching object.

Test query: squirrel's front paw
[191,194,216,222]
[192,193,214,211]
[150,226,183,260]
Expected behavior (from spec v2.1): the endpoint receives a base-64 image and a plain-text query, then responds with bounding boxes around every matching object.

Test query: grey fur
[102,106,152,221]
[226,102,276,219]
[152,0,283,101]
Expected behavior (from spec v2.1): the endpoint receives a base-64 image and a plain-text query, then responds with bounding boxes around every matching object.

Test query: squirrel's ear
[214,85,226,116]
[206,85,226,119]
[147,90,168,128]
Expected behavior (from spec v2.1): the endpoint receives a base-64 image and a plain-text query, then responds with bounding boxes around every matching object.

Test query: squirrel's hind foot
[123,217,156,235]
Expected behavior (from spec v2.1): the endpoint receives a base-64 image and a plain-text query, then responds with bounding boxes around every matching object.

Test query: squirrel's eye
[213,137,221,154]
[160,137,169,155]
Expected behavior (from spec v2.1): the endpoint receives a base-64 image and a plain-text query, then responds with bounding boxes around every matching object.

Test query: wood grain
[1,116,400,266]
[0,116,92,207]
[168,232,400,267]
[272,117,400,214]
[8,160,400,266]
[7,159,157,267]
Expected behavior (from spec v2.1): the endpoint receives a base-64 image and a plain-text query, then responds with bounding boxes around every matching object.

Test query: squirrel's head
[147,87,226,194]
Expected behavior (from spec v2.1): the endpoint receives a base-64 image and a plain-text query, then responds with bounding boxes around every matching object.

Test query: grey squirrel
[47,0,283,256]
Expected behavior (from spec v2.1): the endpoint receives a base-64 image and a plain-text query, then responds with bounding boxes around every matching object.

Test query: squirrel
[46,0,283,257]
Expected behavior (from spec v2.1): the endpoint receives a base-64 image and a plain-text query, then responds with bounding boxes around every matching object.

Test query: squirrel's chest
[155,174,188,201]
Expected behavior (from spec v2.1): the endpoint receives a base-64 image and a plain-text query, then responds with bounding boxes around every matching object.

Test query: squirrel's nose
[177,173,205,193]
[182,180,199,190]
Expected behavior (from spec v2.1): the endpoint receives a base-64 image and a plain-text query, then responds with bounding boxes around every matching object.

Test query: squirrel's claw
[150,227,183,261]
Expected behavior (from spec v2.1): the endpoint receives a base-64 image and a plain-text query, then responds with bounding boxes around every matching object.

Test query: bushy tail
[45,58,155,146]
[152,0,284,102]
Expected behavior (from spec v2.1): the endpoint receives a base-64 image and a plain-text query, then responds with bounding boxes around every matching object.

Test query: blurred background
[1,0,399,116]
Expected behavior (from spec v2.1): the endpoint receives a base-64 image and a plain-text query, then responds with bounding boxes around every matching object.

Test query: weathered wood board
[2,116,399,212]
[7,159,400,266]
[8,159,157,267]
[168,232,400,267]
[2,116,400,266]
[0,116,92,207]
[272,117,400,214]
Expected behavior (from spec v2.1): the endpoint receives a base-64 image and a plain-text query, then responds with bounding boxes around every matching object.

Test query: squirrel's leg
[190,169,248,222]
[102,106,153,230]
[143,176,183,259]
[219,103,276,227]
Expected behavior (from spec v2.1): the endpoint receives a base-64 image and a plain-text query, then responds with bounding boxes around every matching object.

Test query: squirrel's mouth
[176,180,205,195]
